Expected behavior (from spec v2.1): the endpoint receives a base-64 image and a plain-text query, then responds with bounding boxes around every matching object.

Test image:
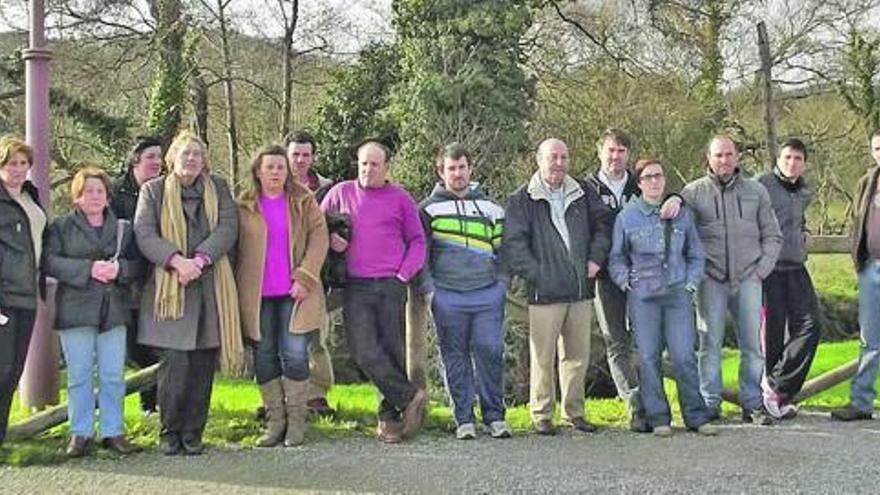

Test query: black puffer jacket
[503,174,613,304]
[0,181,43,310]
[109,168,141,221]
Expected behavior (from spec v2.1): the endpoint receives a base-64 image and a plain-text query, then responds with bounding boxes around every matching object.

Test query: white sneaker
[653,425,673,437]
[487,421,512,439]
[455,423,477,440]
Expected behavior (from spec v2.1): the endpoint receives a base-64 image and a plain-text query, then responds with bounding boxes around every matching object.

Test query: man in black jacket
[503,138,612,435]
[110,136,163,415]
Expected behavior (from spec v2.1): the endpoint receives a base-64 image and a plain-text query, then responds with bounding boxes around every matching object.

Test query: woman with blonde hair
[236,144,328,447]
[0,136,46,448]
[134,131,240,455]
[45,166,142,457]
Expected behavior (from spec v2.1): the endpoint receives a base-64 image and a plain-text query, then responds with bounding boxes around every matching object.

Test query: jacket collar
[426,182,485,202]
[0,179,43,207]
[238,180,312,213]
[527,171,584,205]
[772,167,805,191]
[708,167,742,189]
[71,208,119,249]
[634,196,661,216]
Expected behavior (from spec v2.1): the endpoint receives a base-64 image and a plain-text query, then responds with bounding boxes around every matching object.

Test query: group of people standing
[1,126,880,455]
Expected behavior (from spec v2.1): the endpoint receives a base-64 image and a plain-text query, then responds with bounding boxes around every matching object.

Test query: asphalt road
[2,413,878,494]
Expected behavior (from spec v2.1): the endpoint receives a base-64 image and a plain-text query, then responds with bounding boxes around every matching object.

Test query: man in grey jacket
[681,135,782,425]
[756,138,821,419]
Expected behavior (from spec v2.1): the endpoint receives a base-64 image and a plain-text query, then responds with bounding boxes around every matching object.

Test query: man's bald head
[536,138,569,188]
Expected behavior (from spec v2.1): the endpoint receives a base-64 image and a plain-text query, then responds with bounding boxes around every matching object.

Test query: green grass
[806,253,857,302]
[0,340,871,466]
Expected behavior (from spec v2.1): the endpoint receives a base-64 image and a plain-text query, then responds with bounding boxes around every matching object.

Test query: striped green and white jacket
[418,183,508,293]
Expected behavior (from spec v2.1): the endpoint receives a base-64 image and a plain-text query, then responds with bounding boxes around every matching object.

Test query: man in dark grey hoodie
[419,143,510,440]
[757,138,821,420]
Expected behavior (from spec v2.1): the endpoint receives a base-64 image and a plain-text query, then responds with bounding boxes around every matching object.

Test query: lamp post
[19,0,58,412]
[23,0,52,206]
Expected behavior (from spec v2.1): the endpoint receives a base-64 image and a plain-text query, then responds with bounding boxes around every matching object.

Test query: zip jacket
[418,182,507,293]
[503,172,612,304]
[680,168,782,285]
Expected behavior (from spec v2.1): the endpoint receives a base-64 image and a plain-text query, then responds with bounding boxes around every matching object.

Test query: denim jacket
[608,198,705,299]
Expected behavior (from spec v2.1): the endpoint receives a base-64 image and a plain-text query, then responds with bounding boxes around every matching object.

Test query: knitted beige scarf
[153,173,245,375]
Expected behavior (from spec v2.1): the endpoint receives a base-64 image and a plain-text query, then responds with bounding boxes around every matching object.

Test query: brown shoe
[66,436,91,458]
[102,435,141,455]
[400,389,428,439]
[376,419,403,444]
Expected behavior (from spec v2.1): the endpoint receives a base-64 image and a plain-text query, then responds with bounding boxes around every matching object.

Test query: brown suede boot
[257,378,286,447]
[281,378,309,447]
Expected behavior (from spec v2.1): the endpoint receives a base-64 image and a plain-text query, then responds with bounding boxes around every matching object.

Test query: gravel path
[2,413,879,494]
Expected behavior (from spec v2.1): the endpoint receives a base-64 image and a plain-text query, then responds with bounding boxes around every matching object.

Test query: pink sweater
[259,193,292,297]
[320,180,425,281]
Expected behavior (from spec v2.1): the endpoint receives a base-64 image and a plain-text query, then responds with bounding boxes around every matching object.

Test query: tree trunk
[217,0,239,192]
[279,0,299,139]
[757,21,778,168]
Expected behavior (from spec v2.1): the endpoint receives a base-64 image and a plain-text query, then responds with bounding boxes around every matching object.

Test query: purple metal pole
[19,0,59,412]
[23,0,52,205]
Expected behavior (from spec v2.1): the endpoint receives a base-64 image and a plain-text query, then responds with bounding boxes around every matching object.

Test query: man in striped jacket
[418,143,510,440]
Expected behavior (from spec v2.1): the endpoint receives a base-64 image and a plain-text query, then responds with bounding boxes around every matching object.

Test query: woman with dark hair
[134,130,241,455]
[110,135,164,416]
[0,135,45,448]
[236,145,328,447]
[608,158,716,438]
[45,166,142,457]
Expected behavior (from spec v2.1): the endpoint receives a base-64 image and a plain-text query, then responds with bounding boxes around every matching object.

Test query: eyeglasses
[640,173,665,182]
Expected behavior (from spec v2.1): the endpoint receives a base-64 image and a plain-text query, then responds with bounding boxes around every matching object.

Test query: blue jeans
[629,289,709,428]
[58,325,127,438]
[255,297,312,384]
[696,276,764,410]
[432,282,506,426]
[851,261,880,412]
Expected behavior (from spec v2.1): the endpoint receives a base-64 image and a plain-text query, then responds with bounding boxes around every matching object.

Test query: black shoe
[533,419,556,436]
[159,434,182,456]
[307,397,337,419]
[707,407,721,422]
[629,414,650,433]
[566,417,598,433]
[742,406,774,426]
[181,435,204,456]
[831,404,873,422]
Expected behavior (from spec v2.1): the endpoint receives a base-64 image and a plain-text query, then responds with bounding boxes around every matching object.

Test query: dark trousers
[157,348,217,441]
[763,267,822,398]
[344,278,417,421]
[0,307,35,445]
[127,309,159,412]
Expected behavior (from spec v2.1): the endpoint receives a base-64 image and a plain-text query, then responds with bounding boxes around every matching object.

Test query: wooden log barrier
[7,364,160,441]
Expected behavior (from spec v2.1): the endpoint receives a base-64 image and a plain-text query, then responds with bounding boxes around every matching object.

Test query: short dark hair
[633,157,663,181]
[127,135,163,169]
[250,144,295,195]
[872,128,880,141]
[435,142,472,173]
[779,138,808,161]
[283,130,317,155]
[355,138,393,163]
[597,128,631,149]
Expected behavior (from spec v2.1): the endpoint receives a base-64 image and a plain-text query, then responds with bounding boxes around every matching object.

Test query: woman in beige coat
[236,144,328,447]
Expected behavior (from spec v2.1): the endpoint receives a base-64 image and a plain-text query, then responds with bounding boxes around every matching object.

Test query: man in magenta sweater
[320,139,428,443]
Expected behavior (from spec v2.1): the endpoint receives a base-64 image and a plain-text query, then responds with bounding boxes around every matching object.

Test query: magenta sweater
[259,193,292,296]
[320,180,425,281]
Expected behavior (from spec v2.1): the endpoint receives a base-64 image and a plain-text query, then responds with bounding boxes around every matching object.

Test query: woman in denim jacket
[608,158,717,437]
